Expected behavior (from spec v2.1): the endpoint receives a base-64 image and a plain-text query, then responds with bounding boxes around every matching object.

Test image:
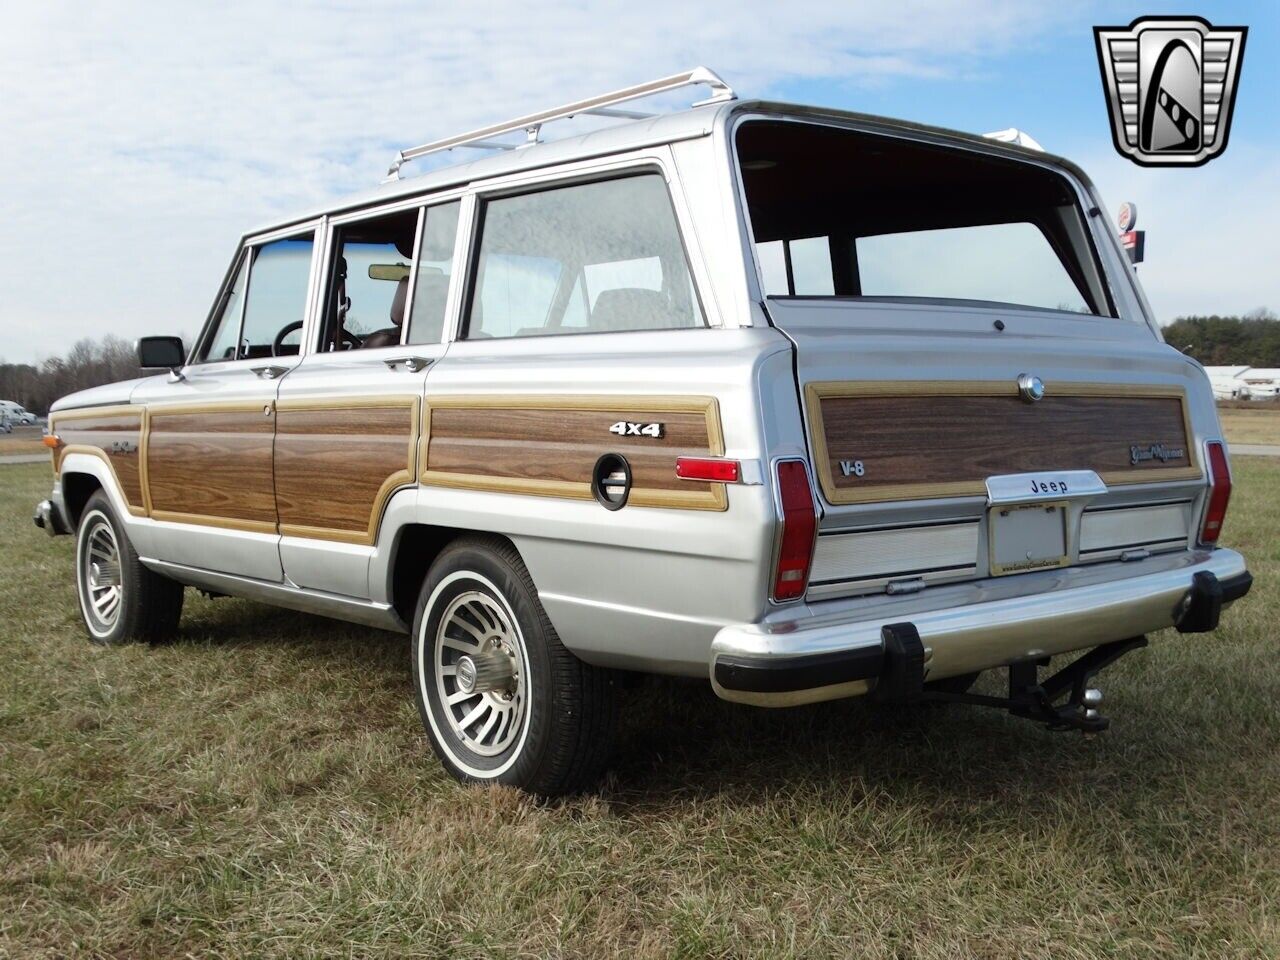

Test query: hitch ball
[1082,688,1103,708]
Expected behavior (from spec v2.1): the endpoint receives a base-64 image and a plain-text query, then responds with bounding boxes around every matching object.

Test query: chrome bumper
[33,497,70,536]
[711,548,1251,707]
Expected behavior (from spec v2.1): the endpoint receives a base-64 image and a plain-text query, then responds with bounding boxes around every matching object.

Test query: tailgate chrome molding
[711,547,1248,707]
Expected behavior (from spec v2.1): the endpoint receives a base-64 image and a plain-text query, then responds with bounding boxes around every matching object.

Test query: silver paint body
[46,100,1242,698]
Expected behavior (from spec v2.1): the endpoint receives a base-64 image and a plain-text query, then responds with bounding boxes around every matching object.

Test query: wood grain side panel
[52,411,145,510]
[146,408,277,526]
[812,386,1197,504]
[422,397,725,510]
[275,404,417,539]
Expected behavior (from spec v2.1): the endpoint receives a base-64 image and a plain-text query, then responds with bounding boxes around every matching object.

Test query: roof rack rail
[382,66,736,182]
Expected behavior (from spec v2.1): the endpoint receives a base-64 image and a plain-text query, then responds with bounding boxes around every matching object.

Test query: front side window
[239,238,315,357]
[197,234,315,362]
[737,121,1114,317]
[466,173,704,339]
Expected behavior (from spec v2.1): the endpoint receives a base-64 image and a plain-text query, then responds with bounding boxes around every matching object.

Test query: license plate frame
[988,500,1070,577]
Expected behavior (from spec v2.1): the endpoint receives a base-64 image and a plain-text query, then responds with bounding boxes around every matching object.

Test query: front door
[274,199,462,597]
[133,227,320,581]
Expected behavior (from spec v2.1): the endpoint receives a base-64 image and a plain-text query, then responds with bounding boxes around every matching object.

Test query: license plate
[989,502,1069,576]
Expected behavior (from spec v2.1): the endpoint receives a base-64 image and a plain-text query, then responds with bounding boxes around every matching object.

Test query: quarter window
[406,201,462,345]
[466,173,703,339]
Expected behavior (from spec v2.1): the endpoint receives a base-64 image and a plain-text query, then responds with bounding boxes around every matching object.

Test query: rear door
[273,196,464,597]
[735,118,1209,598]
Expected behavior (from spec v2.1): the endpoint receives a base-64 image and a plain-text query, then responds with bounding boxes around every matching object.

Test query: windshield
[737,120,1115,318]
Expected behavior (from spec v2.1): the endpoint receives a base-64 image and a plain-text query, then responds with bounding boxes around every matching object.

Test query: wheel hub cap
[434,590,527,757]
[80,517,123,632]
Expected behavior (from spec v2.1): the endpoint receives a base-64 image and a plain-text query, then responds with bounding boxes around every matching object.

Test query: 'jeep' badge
[1094,17,1247,166]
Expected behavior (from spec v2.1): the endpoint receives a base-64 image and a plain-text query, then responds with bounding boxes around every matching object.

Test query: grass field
[1,459,1278,958]
[1218,407,1280,447]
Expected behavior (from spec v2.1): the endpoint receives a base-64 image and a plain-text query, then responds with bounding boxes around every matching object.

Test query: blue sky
[1,1,1275,363]
[778,2,1274,153]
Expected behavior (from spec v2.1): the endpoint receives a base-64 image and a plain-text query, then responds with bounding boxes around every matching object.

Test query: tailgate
[770,299,1210,599]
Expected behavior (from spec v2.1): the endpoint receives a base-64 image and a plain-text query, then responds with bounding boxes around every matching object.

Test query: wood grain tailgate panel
[422,396,726,511]
[809,383,1199,504]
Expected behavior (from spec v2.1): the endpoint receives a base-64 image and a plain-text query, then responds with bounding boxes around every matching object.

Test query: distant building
[1204,366,1279,401]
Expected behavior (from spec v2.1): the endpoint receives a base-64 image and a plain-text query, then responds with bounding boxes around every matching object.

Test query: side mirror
[138,336,186,370]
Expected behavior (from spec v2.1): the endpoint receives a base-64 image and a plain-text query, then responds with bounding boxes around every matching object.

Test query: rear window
[737,121,1114,317]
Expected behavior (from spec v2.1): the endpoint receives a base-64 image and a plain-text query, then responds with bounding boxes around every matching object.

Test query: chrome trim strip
[711,547,1247,706]
[140,559,406,632]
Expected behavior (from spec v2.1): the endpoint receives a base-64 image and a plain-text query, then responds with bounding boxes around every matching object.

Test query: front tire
[411,536,616,795]
[75,491,184,645]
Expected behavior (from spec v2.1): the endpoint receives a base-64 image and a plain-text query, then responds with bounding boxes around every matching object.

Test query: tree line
[0,336,142,416]
[1162,309,1280,368]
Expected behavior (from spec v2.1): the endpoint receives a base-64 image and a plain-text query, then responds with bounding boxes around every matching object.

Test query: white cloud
[7,0,1258,364]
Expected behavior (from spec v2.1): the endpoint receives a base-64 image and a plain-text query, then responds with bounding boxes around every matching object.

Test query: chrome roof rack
[382,66,736,182]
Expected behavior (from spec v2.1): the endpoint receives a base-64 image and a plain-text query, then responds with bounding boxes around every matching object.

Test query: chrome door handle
[383,356,432,373]
[251,365,288,380]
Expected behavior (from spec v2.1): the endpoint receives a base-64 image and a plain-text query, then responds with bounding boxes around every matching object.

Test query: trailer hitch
[921,636,1149,733]
[876,625,1148,732]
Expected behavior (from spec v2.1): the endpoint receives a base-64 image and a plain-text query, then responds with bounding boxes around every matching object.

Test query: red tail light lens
[772,460,817,601]
[1200,441,1232,544]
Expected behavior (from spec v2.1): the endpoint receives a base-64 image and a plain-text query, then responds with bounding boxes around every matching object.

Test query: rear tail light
[1199,441,1232,545]
[771,459,817,601]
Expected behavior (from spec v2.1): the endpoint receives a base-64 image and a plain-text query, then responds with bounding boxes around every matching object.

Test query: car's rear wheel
[75,491,184,645]
[411,536,616,795]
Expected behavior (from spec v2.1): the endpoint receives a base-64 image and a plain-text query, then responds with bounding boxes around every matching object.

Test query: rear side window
[737,121,1114,317]
[465,173,704,339]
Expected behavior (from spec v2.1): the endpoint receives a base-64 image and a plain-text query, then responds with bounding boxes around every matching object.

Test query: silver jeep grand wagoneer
[35,69,1251,794]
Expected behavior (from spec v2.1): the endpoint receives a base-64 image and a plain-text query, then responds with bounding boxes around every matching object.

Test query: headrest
[589,288,678,332]
[390,277,409,327]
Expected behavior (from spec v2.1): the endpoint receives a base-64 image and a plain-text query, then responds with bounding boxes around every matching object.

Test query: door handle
[251,365,288,380]
[383,356,432,373]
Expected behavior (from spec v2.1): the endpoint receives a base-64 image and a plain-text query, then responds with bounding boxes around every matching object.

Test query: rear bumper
[711,548,1251,706]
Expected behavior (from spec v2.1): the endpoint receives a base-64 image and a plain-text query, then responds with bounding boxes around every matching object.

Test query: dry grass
[1,460,1277,958]
[1218,407,1280,447]
[0,426,49,456]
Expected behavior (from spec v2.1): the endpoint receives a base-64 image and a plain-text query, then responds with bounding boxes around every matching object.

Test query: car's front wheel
[75,490,184,645]
[411,536,616,795]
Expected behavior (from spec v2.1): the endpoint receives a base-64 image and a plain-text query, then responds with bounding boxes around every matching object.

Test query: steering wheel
[272,320,303,356]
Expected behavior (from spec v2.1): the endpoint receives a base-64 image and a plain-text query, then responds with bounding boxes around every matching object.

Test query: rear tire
[75,491,184,645]
[411,536,616,796]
